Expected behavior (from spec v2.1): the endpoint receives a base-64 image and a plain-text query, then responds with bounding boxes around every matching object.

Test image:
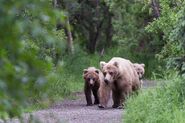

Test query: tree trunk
[106,11,113,47]
[53,0,74,54]
[53,0,57,8]
[87,27,97,53]
[87,18,104,54]
[88,38,97,54]
[151,0,160,18]
[66,18,74,54]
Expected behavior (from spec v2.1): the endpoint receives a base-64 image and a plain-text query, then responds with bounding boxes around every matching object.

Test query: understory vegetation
[125,73,185,123]
[0,0,185,122]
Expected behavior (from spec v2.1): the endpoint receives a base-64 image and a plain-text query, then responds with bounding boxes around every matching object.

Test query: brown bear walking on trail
[99,57,140,109]
[133,63,145,79]
[83,67,102,106]
[133,63,145,87]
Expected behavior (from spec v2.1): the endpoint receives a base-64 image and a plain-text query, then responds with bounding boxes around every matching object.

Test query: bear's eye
[92,78,95,81]
[109,72,113,75]
[87,78,91,81]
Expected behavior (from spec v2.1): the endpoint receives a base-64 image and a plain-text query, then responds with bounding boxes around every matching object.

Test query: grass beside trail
[124,74,185,123]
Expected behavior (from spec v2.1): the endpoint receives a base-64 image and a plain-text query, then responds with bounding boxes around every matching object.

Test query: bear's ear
[133,64,137,68]
[100,61,106,69]
[83,69,88,75]
[141,63,145,68]
[95,70,99,74]
[114,62,118,68]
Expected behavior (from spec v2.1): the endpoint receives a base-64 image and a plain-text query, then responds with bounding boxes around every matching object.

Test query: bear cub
[133,63,145,87]
[133,63,145,80]
[83,67,101,106]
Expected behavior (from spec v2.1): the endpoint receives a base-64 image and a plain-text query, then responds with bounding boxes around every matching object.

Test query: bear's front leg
[120,86,132,108]
[119,93,126,109]
[112,90,121,108]
[92,87,99,104]
[84,86,92,106]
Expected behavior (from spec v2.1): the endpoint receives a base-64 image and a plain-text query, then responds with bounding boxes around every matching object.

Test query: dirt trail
[1,80,156,123]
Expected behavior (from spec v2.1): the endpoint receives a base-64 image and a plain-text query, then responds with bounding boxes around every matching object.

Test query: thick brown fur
[98,72,111,108]
[83,67,101,106]
[133,63,145,79]
[99,57,140,108]
[133,63,145,87]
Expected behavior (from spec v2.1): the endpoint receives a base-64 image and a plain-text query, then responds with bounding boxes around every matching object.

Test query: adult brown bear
[99,57,140,108]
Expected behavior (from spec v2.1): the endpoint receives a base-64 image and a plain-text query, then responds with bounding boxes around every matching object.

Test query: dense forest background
[0,0,185,122]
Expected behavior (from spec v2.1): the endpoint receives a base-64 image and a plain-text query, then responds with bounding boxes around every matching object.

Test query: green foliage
[0,0,65,118]
[124,74,185,123]
[146,0,185,73]
[107,0,147,42]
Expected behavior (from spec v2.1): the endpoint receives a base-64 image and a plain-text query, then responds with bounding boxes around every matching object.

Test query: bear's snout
[89,79,94,86]
[104,79,109,84]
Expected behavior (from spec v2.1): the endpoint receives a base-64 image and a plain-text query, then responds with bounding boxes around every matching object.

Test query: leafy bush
[0,0,65,118]
[146,0,185,74]
[124,73,185,123]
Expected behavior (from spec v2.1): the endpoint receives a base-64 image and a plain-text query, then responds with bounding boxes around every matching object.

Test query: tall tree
[53,0,74,54]
[55,0,113,53]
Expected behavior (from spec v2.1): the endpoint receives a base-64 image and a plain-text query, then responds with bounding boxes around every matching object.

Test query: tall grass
[124,73,185,123]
